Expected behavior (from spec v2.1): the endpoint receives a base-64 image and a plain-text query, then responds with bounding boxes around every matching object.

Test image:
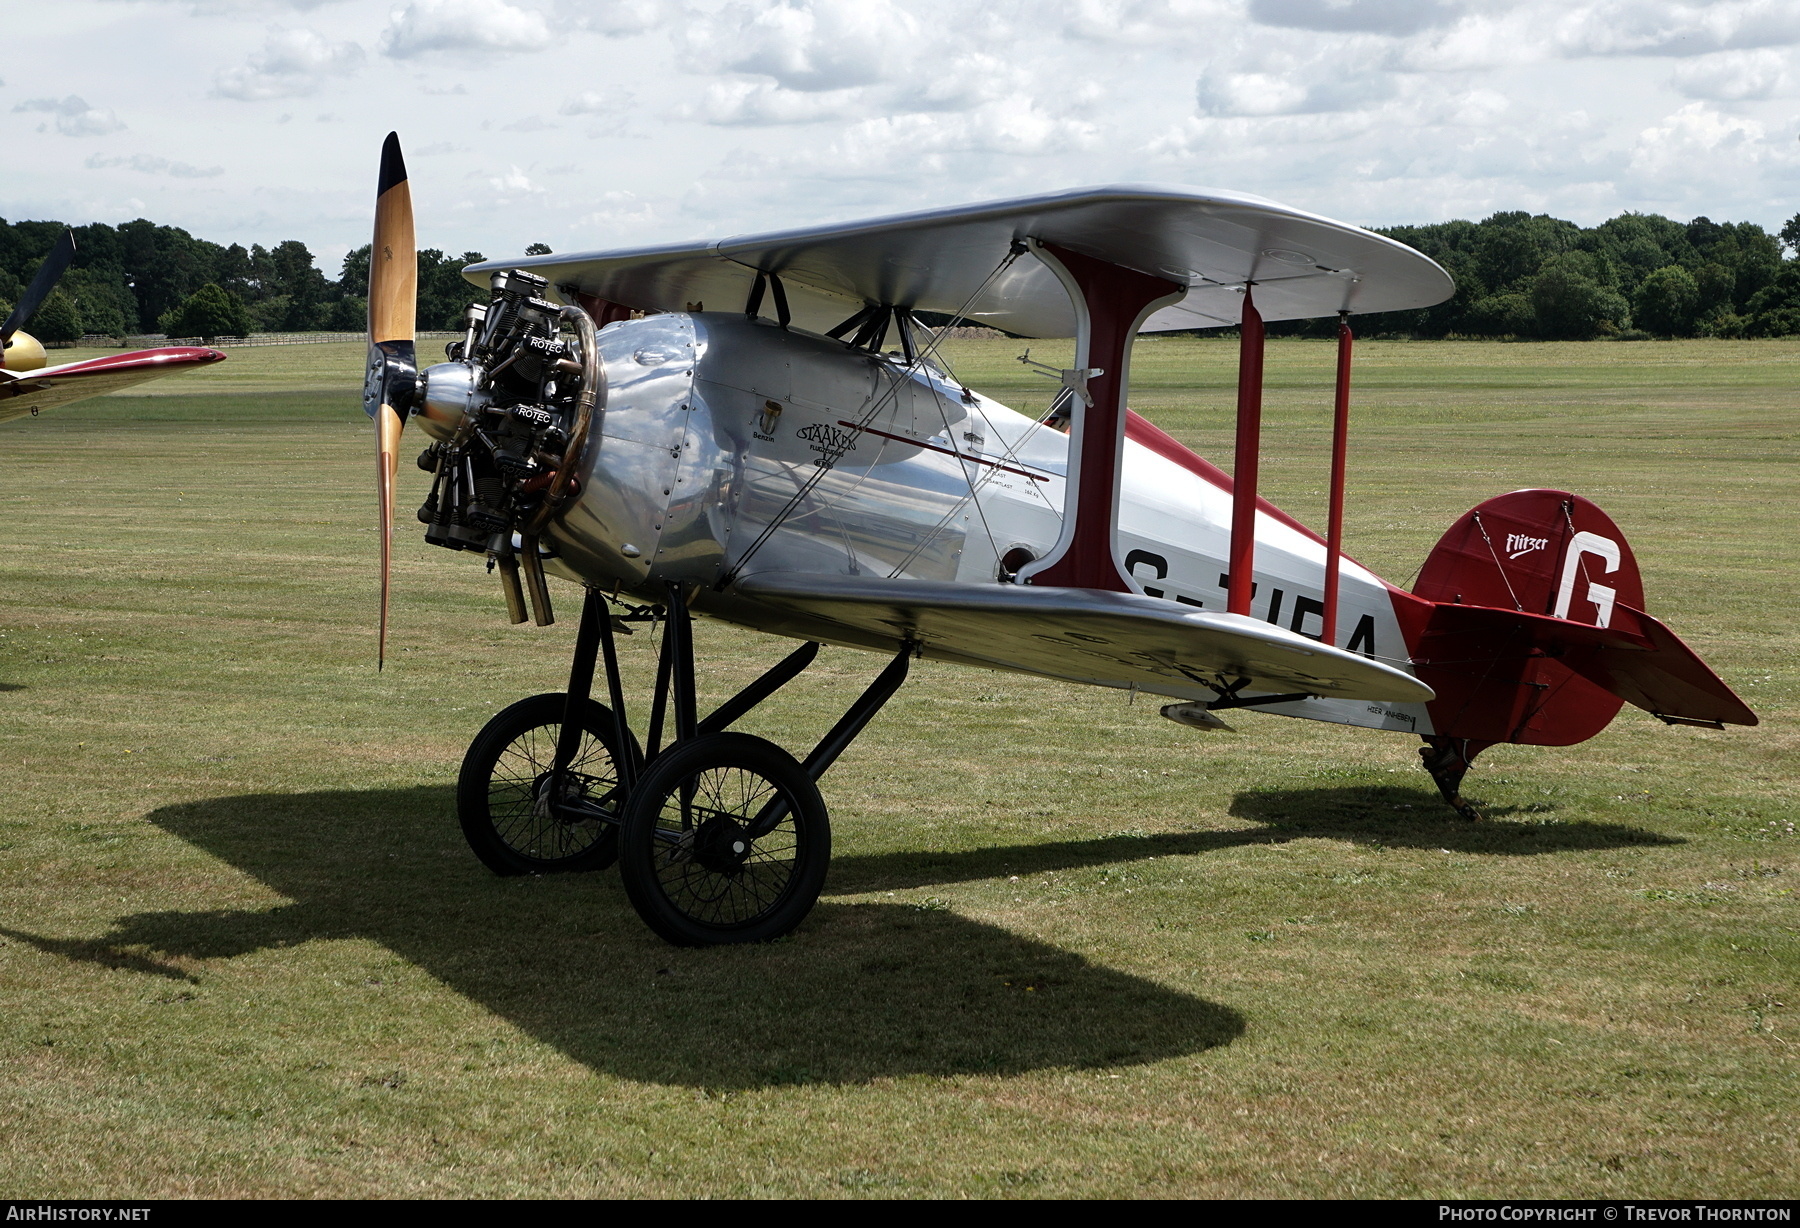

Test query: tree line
[0,216,548,342]
[1323,209,1800,340]
[5,208,1800,343]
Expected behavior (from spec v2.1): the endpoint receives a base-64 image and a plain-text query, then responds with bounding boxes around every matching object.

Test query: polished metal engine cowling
[541,313,990,600]
[413,360,492,443]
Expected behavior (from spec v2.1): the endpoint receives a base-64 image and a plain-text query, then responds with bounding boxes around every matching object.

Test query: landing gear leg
[456,586,645,873]
[1419,736,1491,821]
[613,588,913,944]
[556,586,639,793]
[461,579,914,945]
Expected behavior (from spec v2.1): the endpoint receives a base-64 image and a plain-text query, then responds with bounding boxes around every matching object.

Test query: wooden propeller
[364,132,417,670]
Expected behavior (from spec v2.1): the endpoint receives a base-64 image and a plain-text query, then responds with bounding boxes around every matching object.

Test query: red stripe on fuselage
[1124,410,1327,548]
[1122,408,1436,654]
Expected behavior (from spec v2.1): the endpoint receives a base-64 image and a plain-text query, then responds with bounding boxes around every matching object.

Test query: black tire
[618,732,830,946]
[457,692,638,876]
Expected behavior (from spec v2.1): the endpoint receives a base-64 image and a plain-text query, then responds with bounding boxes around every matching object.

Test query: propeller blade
[376,399,405,669]
[3,228,76,343]
[369,133,416,346]
[365,132,417,670]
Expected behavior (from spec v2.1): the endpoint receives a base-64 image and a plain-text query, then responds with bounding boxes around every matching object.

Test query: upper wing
[464,184,1454,338]
[732,573,1435,705]
[0,347,226,424]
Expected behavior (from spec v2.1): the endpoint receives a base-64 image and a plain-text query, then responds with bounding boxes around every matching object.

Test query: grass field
[1,335,1795,1198]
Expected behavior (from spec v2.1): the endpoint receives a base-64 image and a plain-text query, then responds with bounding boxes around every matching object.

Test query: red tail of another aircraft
[1394,490,1755,817]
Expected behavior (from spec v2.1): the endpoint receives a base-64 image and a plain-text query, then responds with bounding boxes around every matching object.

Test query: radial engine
[409,268,600,622]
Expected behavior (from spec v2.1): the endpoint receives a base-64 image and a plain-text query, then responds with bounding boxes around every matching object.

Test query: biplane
[0,228,225,424]
[360,134,1756,948]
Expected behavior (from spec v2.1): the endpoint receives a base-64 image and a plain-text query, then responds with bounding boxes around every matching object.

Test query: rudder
[1414,489,1644,624]
[1404,490,1753,818]
[1411,489,1641,747]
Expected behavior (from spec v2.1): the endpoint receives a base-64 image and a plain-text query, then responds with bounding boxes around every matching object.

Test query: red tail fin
[1414,489,1644,620]
[1409,490,1754,745]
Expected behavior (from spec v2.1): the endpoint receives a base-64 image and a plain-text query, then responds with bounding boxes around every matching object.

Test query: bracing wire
[719,244,1028,585]
[883,385,1064,580]
[881,340,1080,580]
[1472,510,1524,611]
[926,379,1004,571]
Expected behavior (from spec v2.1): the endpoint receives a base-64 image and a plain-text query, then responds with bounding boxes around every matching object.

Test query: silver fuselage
[516,313,1424,734]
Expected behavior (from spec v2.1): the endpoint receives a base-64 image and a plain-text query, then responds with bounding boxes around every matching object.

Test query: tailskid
[1418,736,1489,822]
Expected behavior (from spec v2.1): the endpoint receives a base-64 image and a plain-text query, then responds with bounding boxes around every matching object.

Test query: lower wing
[733,572,1435,704]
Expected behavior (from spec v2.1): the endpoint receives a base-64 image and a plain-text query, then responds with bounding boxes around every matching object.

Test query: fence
[72,324,1008,349]
[74,331,462,349]
[931,326,1007,340]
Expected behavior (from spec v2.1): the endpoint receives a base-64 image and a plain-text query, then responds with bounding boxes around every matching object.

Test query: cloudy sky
[8,0,1800,274]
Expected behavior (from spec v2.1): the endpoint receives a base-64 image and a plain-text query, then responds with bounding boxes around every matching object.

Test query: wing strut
[1016,242,1184,591]
[1321,311,1354,644]
[1225,285,1265,615]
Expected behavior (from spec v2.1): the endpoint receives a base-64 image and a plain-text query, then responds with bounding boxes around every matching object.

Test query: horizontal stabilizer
[0,347,226,424]
[734,573,1434,705]
[1423,602,1756,728]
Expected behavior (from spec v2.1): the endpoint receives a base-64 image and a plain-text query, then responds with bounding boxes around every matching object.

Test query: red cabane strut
[1020,242,1183,592]
[1023,248,1355,648]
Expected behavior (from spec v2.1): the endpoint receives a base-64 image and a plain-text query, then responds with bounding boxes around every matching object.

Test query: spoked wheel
[457,692,638,875]
[618,731,830,946]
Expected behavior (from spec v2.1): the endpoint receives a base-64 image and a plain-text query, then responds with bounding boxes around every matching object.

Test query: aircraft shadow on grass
[28,783,1673,1089]
[43,787,1244,1089]
[826,784,1679,894]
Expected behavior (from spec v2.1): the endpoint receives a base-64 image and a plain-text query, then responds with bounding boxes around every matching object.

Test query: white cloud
[1054,0,1237,43]
[1249,0,1472,36]
[488,166,546,193]
[85,152,225,178]
[129,0,347,10]
[213,27,365,100]
[13,95,126,137]
[577,189,658,230]
[1195,41,1399,116]
[17,0,1800,275]
[1196,72,1312,116]
[899,52,1027,114]
[672,3,1038,129]
[1195,67,1398,117]
[680,0,917,93]
[1555,1,1800,58]
[1387,10,1543,71]
[1670,48,1789,100]
[500,115,558,132]
[556,0,663,37]
[559,88,631,116]
[380,0,552,58]
[689,79,866,126]
[753,99,1104,183]
[1629,100,1768,177]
